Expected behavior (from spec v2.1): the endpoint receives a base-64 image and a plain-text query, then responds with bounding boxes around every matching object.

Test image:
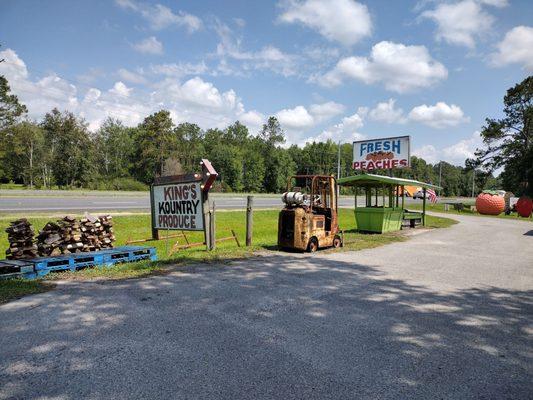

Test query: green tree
[259,116,294,192]
[242,138,266,192]
[94,118,134,178]
[474,76,533,195]
[132,110,176,183]
[0,75,27,130]
[174,122,204,172]
[41,109,94,187]
[4,121,45,188]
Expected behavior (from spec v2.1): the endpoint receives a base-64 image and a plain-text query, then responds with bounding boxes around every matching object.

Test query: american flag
[427,188,438,203]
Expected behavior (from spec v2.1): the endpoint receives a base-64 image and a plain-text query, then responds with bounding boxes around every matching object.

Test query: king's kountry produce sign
[152,181,204,231]
[352,135,410,170]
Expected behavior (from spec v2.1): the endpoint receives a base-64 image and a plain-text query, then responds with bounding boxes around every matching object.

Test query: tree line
[3,73,530,197]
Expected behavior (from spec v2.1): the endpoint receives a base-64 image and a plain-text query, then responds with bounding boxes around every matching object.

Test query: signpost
[353,135,410,171]
[150,159,218,250]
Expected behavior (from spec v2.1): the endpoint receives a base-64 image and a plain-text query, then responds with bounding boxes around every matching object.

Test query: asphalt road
[1,214,531,399]
[0,191,428,212]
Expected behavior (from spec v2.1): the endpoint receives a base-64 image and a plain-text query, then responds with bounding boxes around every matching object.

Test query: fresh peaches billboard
[353,136,410,170]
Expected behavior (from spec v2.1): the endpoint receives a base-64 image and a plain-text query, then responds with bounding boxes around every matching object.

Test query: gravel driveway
[1,214,532,399]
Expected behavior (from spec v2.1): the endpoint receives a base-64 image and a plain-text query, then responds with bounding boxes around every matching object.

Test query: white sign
[152,182,204,231]
[353,136,410,170]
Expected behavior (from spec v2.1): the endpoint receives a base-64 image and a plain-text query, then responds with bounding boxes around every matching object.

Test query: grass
[0,279,52,304]
[407,202,532,221]
[0,209,456,304]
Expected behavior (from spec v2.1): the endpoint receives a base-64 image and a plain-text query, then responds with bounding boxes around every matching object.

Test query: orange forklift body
[278,175,341,252]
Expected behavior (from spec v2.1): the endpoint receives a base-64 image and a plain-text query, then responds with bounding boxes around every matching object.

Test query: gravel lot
[1,214,532,399]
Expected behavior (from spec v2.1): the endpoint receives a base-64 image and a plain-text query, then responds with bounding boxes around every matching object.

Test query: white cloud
[115,0,202,32]
[214,22,298,77]
[0,49,78,117]
[0,48,261,132]
[478,0,508,8]
[132,36,163,55]
[412,144,439,164]
[117,68,146,84]
[490,26,533,71]
[276,105,315,129]
[368,99,406,124]
[278,0,372,46]
[306,110,365,143]
[109,81,132,97]
[408,102,469,128]
[421,0,494,48]
[442,131,482,163]
[239,110,265,134]
[308,101,345,122]
[150,62,208,77]
[412,132,482,166]
[317,41,448,93]
[275,101,345,132]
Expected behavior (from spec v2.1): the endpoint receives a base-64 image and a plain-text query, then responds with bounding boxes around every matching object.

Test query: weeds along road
[0,213,532,399]
[0,190,435,213]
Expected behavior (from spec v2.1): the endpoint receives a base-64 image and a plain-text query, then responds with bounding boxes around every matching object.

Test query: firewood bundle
[5,219,38,259]
[57,216,83,254]
[37,216,83,256]
[98,215,115,249]
[37,221,63,256]
[80,213,103,251]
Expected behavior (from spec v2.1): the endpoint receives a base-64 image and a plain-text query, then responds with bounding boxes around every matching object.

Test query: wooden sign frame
[150,159,218,250]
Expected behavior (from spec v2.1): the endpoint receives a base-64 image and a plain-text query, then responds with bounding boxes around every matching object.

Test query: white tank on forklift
[281,191,307,205]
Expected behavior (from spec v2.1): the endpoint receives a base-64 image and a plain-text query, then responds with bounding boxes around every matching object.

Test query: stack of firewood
[80,213,102,252]
[5,214,117,259]
[98,215,115,249]
[37,221,64,256]
[57,216,83,254]
[5,219,38,259]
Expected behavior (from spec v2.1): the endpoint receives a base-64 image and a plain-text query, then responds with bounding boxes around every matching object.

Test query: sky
[0,0,532,166]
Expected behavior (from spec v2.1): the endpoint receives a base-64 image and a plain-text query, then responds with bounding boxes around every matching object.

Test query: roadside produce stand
[338,174,441,233]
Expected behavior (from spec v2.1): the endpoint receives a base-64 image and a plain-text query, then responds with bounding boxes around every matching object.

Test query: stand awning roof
[338,173,441,190]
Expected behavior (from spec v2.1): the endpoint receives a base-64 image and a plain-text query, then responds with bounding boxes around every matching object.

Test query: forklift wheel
[333,235,342,248]
[307,238,318,252]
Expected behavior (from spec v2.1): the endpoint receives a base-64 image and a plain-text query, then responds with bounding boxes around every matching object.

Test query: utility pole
[471,169,476,198]
[337,141,341,179]
[337,141,341,199]
[438,161,442,196]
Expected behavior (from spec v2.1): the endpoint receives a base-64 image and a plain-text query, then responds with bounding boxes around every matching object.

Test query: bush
[88,177,148,191]
[109,177,148,191]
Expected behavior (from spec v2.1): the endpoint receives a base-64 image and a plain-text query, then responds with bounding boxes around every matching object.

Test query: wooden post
[210,201,216,250]
[401,185,405,209]
[422,187,427,226]
[203,192,211,251]
[150,185,160,240]
[246,196,253,246]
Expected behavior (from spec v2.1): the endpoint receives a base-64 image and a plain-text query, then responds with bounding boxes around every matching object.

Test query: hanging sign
[353,135,410,170]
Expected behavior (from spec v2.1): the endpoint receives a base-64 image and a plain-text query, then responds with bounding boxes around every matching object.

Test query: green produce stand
[338,174,441,233]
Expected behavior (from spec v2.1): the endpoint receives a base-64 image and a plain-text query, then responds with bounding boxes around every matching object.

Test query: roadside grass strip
[0,209,456,303]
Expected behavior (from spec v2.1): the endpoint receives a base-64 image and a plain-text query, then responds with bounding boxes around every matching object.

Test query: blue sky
[0,0,532,166]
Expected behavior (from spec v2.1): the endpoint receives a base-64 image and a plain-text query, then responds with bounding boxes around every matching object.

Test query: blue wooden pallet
[0,260,38,280]
[0,246,157,280]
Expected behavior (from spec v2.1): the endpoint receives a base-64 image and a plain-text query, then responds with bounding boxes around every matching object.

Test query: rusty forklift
[278,175,342,252]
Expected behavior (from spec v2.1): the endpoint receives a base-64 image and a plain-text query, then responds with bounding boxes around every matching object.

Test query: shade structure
[338,173,441,233]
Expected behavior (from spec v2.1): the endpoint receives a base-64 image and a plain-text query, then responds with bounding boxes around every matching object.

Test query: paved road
[0,191,429,212]
[1,214,531,399]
